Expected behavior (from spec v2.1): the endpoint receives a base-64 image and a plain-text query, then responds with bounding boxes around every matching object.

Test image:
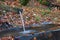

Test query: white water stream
[19,11,37,34]
[19,11,25,31]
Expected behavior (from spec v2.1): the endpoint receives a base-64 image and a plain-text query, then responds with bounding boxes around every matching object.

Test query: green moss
[41,11,50,16]
[42,11,45,15]
[35,15,40,21]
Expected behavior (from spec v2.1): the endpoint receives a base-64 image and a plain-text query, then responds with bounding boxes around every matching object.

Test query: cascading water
[19,11,25,31]
[19,11,37,34]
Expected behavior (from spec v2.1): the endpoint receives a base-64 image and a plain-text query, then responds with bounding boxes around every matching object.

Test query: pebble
[26,16,28,18]
[33,14,36,16]
[3,10,6,13]
[54,17,58,20]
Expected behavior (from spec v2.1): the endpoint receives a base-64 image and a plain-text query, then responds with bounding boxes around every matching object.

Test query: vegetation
[37,0,51,6]
[19,0,30,6]
[0,0,5,2]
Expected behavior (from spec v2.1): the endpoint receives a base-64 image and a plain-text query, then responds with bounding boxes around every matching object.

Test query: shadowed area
[0,24,60,38]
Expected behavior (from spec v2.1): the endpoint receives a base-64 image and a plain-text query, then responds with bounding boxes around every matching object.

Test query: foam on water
[20,30,37,34]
